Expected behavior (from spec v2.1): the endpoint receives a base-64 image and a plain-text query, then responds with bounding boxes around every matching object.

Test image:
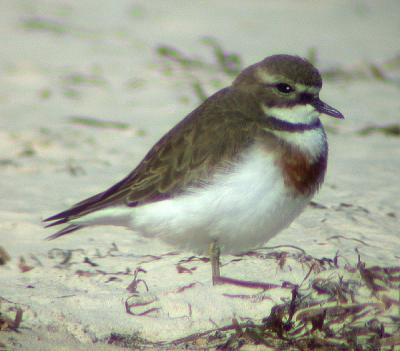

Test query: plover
[45,55,344,285]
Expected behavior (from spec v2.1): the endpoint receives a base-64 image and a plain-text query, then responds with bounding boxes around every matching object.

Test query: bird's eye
[275,83,294,94]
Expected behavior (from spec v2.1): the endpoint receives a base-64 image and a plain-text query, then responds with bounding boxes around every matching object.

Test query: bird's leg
[208,240,221,285]
[208,243,281,290]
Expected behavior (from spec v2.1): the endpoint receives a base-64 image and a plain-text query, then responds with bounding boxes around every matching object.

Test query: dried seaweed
[357,124,400,137]
[161,254,400,350]
[0,247,11,265]
[156,37,243,103]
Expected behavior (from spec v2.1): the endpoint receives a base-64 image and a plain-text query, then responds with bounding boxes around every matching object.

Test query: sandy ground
[1,1,400,350]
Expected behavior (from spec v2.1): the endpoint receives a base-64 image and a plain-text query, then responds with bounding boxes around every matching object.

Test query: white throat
[264,103,319,125]
[262,104,327,160]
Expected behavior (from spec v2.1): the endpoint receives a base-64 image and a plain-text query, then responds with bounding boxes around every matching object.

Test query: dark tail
[43,207,84,224]
[45,223,83,240]
[43,209,81,240]
[43,183,125,239]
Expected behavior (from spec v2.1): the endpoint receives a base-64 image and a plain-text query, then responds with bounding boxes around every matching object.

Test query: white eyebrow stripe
[256,69,285,84]
[295,83,319,94]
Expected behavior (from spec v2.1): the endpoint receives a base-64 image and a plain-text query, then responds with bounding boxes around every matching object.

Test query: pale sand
[1,1,399,350]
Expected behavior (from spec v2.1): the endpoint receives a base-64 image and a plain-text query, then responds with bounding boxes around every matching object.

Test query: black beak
[312,98,344,119]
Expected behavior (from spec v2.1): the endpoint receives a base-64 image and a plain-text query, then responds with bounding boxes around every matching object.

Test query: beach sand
[1,1,399,349]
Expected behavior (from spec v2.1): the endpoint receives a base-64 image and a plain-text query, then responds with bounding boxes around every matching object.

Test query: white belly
[130,146,311,254]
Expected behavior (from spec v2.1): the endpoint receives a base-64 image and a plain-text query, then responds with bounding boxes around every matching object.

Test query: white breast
[130,146,311,254]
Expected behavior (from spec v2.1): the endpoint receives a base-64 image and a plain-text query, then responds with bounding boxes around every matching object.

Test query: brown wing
[44,88,259,227]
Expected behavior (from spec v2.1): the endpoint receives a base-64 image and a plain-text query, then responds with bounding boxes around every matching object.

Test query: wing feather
[44,88,259,228]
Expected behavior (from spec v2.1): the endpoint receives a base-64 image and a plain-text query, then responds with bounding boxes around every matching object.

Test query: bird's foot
[213,275,280,290]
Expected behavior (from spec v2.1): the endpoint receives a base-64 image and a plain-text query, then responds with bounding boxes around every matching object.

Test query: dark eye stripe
[299,92,314,103]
